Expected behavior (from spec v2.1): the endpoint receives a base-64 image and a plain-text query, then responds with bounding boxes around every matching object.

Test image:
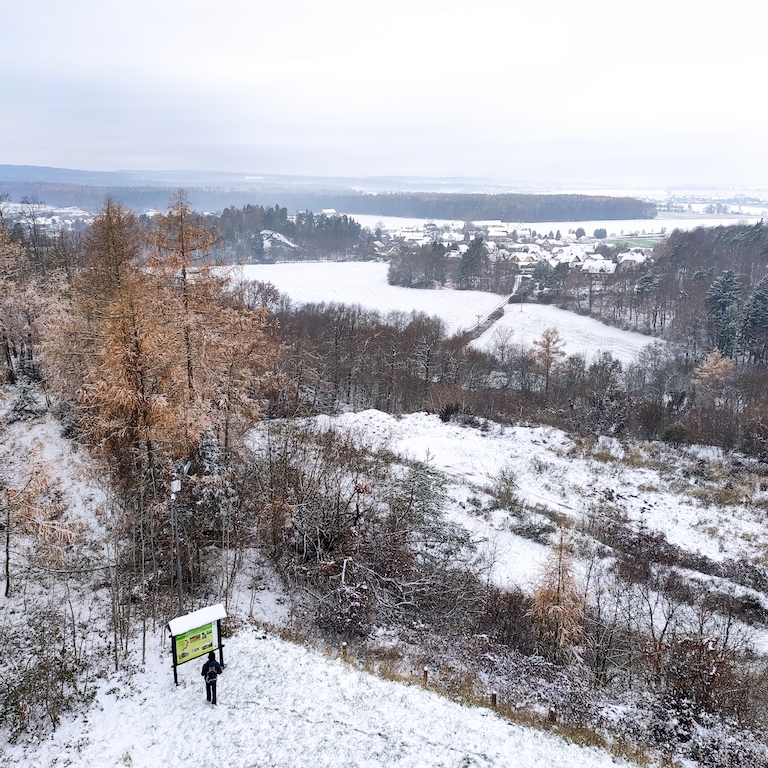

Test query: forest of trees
[4,195,768,763]
[0,180,655,222]
[321,191,656,222]
[202,204,371,262]
[559,223,768,355]
[388,238,524,293]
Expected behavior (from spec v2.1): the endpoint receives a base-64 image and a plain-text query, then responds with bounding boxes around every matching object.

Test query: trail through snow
[9,630,632,768]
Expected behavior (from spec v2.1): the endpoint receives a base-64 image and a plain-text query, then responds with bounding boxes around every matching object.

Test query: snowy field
[471,303,656,364]
[236,262,657,361]
[7,630,633,768]
[238,262,506,335]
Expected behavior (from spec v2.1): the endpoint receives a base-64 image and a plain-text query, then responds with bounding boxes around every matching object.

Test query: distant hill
[0,165,656,221]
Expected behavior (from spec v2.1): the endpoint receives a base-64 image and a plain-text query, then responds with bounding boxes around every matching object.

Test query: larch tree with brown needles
[528,529,586,665]
[532,326,565,398]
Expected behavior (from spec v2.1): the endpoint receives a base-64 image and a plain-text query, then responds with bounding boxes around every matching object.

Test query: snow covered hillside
[0,391,635,768]
[7,629,637,768]
[319,410,768,593]
[5,390,768,766]
[470,303,656,364]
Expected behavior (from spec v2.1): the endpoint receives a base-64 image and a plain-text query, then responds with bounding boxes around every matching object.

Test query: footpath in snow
[9,629,632,768]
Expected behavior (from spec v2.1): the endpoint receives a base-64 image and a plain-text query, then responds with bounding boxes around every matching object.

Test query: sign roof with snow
[167,603,227,636]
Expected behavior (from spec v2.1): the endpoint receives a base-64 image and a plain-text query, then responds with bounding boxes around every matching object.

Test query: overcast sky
[3,0,767,187]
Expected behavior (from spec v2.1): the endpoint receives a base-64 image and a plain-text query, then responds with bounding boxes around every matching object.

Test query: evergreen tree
[742,274,768,362]
[705,270,742,357]
[457,237,486,289]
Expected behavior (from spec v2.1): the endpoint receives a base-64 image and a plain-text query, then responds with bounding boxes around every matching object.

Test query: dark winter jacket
[202,658,223,683]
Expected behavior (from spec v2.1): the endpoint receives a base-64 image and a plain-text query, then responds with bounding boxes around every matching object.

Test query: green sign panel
[174,622,215,664]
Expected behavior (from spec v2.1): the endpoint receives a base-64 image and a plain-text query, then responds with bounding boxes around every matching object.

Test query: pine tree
[457,237,486,289]
[742,274,768,362]
[705,270,742,357]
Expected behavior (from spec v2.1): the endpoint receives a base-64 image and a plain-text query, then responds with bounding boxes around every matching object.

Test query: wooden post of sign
[217,619,225,667]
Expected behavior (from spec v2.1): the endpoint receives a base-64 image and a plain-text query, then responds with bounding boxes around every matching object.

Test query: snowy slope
[470,303,657,364]
[319,410,768,586]
[5,392,766,765]
[7,630,634,768]
[236,261,657,360]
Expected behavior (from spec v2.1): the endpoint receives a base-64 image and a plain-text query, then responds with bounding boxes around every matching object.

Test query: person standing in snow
[201,651,223,705]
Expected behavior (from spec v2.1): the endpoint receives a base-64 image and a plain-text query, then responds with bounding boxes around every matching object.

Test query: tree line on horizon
[0,180,655,222]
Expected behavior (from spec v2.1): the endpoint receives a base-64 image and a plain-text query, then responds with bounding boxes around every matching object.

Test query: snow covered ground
[319,410,768,587]
[236,262,657,360]
[471,303,656,364]
[7,630,634,768]
[237,261,504,336]
[5,391,768,765]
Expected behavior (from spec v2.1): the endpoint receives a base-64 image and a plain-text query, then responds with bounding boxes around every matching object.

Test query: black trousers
[206,680,217,704]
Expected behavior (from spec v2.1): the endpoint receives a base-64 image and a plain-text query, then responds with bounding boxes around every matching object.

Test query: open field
[238,262,658,362]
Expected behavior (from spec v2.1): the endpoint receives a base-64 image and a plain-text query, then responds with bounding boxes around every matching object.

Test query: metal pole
[171,480,185,616]
[174,501,184,616]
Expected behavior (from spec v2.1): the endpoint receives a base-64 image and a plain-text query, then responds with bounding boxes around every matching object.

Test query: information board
[174,622,215,664]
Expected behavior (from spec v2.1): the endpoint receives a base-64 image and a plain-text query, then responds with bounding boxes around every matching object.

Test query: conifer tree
[705,270,742,357]
[528,530,586,665]
[146,191,274,459]
[742,274,768,363]
[533,327,565,397]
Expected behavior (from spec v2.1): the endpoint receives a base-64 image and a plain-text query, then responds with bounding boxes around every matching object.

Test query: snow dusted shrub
[655,636,736,715]
[315,561,375,638]
[489,466,523,513]
[238,420,477,637]
[56,408,80,439]
[4,379,47,423]
[490,468,555,543]
[688,721,768,768]
[196,426,222,476]
[439,402,462,423]
[0,601,93,741]
[478,585,537,655]
[661,421,689,447]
